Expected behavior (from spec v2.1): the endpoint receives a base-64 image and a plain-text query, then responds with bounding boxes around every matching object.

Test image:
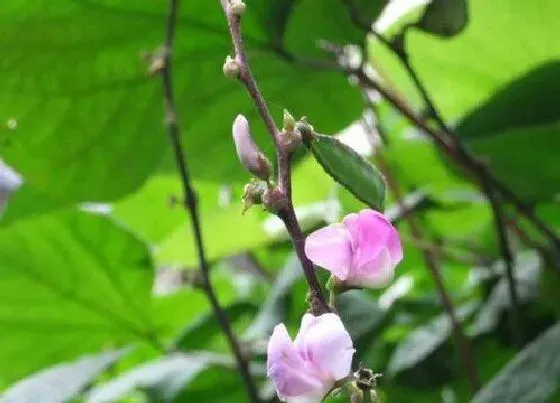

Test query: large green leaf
[0,349,127,403]
[374,0,560,122]
[1,0,377,222]
[469,252,542,337]
[85,352,231,403]
[473,322,560,403]
[0,211,156,383]
[456,62,560,140]
[467,123,560,201]
[112,175,274,266]
[387,302,478,376]
[373,0,560,201]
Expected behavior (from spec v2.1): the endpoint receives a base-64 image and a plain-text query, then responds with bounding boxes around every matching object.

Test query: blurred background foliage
[0,0,559,402]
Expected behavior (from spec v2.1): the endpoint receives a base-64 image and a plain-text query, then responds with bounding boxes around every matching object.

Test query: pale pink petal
[267,324,323,398]
[351,248,395,288]
[304,224,353,280]
[294,313,355,382]
[285,392,327,403]
[387,225,403,265]
[343,210,391,269]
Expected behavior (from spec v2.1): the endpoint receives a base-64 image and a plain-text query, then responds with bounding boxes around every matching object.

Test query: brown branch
[219,0,329,314]
[362,26,525,338]
[481,182,522,346]
[359,102,480,391]
[160,1,259,401]
[367,30,559,250]
[376,153,481,393]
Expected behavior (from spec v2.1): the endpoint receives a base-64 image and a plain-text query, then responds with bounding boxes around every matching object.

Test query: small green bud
[229,0,246,16]
[223,55,241,79]
[283,109,296,132]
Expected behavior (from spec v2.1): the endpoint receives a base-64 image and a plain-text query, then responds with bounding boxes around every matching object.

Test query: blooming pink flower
[304,209,403,288]
[267,313,355,403]
[232,114,272,181]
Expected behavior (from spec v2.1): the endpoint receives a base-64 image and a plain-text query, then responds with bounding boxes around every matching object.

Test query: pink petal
[304,223,353,280]
[343,210,391,269]
[387,225,403,265]
[284,393,326,403]
[294,314,355,382]
[351,248,395,288]
[267,324,323,398]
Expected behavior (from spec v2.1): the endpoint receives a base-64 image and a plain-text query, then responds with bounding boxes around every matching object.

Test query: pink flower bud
[267,313,355,402]
[304,209,403,288]
[232,115,272,181]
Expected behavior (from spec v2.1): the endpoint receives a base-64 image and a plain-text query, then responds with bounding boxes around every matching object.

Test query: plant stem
[365,30,560,255]
[219,0,329,314]
[482,182,522,346]
[373,37,524,343]
[161,1,259,401]
[376,153,481,393]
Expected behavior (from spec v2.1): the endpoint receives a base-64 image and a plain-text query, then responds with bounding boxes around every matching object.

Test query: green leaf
[373,0,560,122]
[85,352,230,403]
[336,291,387,342]
[0,211,156,383]
[467,122,560,201]
[456,62,560,140]
[172,365,254,403]
[0,349,127,403]
[473,322,560,403]
[469,251,542,337]
[112,176,274,266]
[244,254,302,339]
[416,0,469,37]
[387,302,478,376]
[1,0,374,222]
[170,301,257,352]
[307,134,386,211]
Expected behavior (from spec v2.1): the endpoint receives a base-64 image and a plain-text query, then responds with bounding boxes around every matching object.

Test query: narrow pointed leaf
[307,134,386,211]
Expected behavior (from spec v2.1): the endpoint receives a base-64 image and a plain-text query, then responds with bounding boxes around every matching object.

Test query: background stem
[161,1,260,401]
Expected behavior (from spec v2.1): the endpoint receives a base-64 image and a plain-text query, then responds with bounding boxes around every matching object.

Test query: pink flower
[304,209,403,288]
[232,114,272,181]
[267,313,355,403]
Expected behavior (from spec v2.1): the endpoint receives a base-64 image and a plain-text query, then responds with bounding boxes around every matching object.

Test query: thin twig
[358,102,481,391]
[160,1,259,401]
[219,0,329,314]
[367,28,525,339]
[377,153,481,393]
[372,35,559,250]
[337,0,560,252]
[481,182,522,346]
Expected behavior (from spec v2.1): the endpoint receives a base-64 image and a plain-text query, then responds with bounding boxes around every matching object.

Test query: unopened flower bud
[232,115,272,181]
[223,55,241,79]
[279,110,302,153]
[228,0,246,16]
[283,109,296,132]
[242,180,267,214]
